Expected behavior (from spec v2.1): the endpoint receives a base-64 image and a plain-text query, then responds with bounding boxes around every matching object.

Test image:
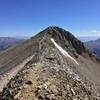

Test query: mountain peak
[46,26,60,29]
[43,26,65,34]
[37,26,87,55]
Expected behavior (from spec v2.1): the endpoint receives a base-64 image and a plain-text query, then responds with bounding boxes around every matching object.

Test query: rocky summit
[0,26,100,100]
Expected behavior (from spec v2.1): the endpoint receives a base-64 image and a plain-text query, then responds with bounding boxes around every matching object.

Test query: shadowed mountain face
[85,39,100,57]
[0,37,24,52]
[0,27,100,100]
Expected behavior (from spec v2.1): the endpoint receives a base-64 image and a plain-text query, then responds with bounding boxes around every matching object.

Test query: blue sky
[0,0,100,37]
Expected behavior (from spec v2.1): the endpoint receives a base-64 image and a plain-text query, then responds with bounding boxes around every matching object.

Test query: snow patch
[51,38,79,65]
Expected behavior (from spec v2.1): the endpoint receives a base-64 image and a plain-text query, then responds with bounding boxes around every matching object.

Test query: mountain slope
[0,26,100,99]
[0,37,24,52]
[85,38,100,56]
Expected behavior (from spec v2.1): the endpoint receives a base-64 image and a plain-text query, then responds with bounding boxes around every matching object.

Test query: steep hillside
[0,26,100,100]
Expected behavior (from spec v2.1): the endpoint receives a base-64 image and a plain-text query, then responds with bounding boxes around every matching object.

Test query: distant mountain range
[85,38,100,57]
[0,37,24,52]
[78,36,100,42]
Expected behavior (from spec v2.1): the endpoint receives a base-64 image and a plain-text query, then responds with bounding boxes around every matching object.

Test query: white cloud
[90,30,98,33]
[78,30,100,37]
